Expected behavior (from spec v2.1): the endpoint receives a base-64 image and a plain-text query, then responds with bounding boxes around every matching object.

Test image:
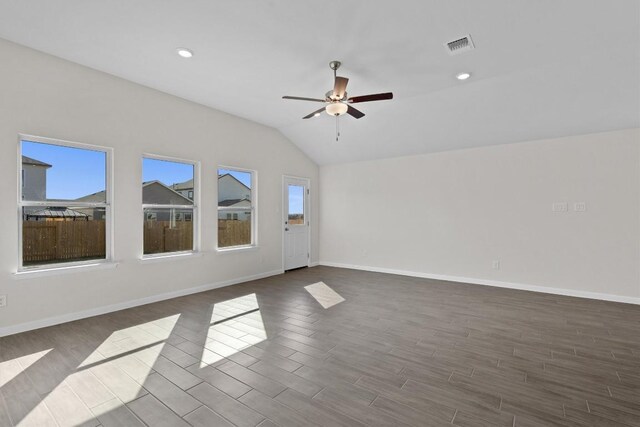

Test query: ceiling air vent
[445,34,475,55]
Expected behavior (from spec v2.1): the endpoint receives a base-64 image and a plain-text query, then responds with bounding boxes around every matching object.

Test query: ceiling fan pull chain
[336,116,340,142]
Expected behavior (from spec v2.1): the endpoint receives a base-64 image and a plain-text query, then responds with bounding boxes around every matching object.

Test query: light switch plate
[552,202,568,212]
[0,295,6,308]
[574,202,586,212]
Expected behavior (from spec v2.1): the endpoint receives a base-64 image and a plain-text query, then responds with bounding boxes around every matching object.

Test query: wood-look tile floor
[1,266,640,426]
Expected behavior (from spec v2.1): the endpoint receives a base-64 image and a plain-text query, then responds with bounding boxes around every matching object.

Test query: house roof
[171,179,193,191]
[218,198,250,207]
[75,181,193,205]
[142,180,193,205]
[171,174,250,192]
[74,190,106,203]
[21,155,51,168]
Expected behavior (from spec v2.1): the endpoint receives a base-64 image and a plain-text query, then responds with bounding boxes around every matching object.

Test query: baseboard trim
[0,269,284,338]
[319,261,640,305]
[309,261,320,267]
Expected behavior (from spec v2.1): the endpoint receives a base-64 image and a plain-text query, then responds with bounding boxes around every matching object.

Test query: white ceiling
[0,0,638,165]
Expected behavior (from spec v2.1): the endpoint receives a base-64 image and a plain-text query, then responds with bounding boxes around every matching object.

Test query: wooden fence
[218,219,251,247]
[23,220,250,263]
[23,221,106,265]
[144,221,193,254]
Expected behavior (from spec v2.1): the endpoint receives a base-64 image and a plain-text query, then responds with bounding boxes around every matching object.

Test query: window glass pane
[218,210,251,247]
[288,185,304,224]
[143,208,194,254]
[21,140,106,202]
[217,168,253,248]
[22,207,106,266]
[143,158,194,205]
[218,169,252,208]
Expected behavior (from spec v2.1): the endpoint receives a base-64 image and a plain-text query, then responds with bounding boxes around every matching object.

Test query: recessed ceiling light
[176,48,193,58]
[456,72,471,80]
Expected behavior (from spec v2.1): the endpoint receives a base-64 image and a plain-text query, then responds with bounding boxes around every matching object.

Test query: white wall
[0,38,319,334]
[320,129,640,302]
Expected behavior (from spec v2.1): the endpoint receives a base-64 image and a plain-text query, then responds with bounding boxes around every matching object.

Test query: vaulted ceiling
[0,0,638,164]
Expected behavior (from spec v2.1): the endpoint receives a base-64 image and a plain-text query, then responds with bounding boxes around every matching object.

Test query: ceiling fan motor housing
[326,90,347,101]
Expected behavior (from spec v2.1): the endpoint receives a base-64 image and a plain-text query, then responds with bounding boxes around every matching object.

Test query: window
[143,156,196,256]
[218,167,255,248]
[19,136,111,269]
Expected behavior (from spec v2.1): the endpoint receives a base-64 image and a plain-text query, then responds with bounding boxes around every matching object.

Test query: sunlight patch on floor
[305,281,345,309]
[78,314,181,369]
[0,349,51,387]
[202,293,267,367]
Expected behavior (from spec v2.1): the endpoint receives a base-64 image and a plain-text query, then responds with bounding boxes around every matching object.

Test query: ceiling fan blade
[347,105,365,119]
[283,96,326,103]
[348,92,393,103]
[303,107,326,119]
[332,76,349,99]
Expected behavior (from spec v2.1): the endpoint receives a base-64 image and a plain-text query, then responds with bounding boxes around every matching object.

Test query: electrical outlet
[552,202,568,212]
[492,260,501,270]
[0,295,6,308]
[574,202,586,212]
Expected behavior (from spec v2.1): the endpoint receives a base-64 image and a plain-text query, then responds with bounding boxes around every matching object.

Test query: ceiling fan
[282,60,393,140]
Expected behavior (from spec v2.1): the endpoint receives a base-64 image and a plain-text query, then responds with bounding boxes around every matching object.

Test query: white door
[283,177,310,271]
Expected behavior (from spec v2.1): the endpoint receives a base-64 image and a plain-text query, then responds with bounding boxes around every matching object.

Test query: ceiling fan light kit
[326,102,348,116]
[282,60,393,141]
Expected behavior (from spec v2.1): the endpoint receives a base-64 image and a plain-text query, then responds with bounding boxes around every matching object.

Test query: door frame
[282,175,311,272]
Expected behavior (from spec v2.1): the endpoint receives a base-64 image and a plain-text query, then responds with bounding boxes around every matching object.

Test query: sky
[23,140,302,211]
[288,185,304,215]
[218,168,251,188]
[143,157,194,187]
[22,140,106,200]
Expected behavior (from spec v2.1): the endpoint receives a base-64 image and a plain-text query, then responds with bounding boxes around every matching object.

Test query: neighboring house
[219,198,252,220]
[172,173,252,220]
[73,190,108,220]
[217,173,251,202]
[21,155,50,201]
[75,180,193,221]
[217,174,252,220]
[171,179,194,200]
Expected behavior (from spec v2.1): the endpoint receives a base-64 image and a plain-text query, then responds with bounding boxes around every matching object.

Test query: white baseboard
[0,269,284,338]
[309,261,320,267]
[319,261,640,305]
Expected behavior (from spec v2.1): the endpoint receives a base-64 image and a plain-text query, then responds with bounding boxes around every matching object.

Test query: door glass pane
[143,207,194,254]
[22,206,106,266]
[288,185,304,224]
[21,140,106,202]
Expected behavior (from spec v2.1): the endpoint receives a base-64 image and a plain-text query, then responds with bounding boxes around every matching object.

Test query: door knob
[285,228,289,231]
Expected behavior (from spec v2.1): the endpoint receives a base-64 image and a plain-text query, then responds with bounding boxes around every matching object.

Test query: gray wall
[0,38,319,332]
[320,129,640,302]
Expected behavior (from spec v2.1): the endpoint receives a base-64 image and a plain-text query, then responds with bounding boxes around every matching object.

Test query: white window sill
[14,261,119,279]
[139,252,202,263]
[216,245,259,254]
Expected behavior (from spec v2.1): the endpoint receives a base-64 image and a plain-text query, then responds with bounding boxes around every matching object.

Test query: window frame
[217,165,257,250]
[17,134,114,271]
[141,153,200,259]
